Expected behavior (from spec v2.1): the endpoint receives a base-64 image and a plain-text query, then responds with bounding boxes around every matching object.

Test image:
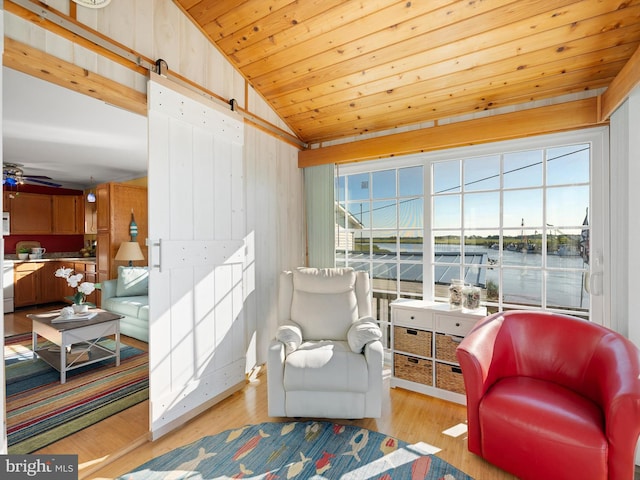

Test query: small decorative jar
[462,285,481,310]
[448,279,464,308]
[72,304,89,314]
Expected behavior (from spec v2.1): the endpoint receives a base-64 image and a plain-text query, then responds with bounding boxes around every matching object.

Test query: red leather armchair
[456,311,640,480]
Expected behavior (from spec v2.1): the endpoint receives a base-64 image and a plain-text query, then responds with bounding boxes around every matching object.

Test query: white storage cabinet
[390,299,487,405]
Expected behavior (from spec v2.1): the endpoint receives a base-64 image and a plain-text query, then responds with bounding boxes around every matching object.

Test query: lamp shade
[115,241,145,262]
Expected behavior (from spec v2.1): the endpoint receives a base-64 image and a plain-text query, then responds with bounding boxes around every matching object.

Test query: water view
[342,239,590,312]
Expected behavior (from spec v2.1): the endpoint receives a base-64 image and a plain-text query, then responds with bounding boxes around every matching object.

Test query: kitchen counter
[5,257,96,264]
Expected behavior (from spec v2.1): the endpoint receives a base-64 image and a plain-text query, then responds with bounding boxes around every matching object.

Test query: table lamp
[115,241,145,266]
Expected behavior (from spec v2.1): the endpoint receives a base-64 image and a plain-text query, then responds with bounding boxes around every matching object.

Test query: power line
[342,145,589,220]
[435,146,589,194]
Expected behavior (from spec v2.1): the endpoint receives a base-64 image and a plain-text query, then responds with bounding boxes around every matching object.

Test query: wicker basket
[394,353,433,385]
[393,326,432,357]
[435,333,464,363]
[435,362,465,394]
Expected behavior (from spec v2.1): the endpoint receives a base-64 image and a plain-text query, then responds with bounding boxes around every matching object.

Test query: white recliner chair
[267,267,384,419]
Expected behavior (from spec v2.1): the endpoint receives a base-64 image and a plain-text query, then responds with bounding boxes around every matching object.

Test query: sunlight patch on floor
[442,423,468,438]
[408,442,441,455]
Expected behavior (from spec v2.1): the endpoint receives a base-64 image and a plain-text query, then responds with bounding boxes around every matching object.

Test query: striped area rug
[119,421,474,479]
[5,333,148,454]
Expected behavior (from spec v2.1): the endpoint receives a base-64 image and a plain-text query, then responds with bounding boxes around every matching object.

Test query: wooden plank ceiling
[174,0,640,145]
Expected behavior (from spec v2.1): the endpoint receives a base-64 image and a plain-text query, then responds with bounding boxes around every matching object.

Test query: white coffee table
[28,309,124,384]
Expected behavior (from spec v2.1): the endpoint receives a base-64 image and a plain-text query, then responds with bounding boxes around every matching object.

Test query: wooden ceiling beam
[298,98,604,167]
[2,38,147,117]
[600,44,640,120]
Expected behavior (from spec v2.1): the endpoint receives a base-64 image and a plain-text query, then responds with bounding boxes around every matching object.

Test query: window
[335,129,608,330]
[432,144,591,318]
[336,164,424,348]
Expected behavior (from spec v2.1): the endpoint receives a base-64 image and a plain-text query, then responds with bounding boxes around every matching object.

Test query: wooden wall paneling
[243,127,306,364]
[44,0,69,15]
[111,184,148,278]
[96,183,110,232]
[178,13,208,87]
[95,1,136,56]
[247,85,296,135]
[151,0,181,79]
[4,2,150,78]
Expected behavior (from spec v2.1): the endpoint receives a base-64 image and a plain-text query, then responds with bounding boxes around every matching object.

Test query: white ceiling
[2,67,148,190]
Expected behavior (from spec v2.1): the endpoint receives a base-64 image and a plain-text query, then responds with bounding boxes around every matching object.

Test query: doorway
[2,66,150,460]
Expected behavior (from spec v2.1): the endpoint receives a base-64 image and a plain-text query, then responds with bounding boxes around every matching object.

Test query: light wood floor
[6,306,640,480]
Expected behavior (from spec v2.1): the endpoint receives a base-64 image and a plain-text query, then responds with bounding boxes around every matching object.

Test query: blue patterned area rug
[119,421,473,479]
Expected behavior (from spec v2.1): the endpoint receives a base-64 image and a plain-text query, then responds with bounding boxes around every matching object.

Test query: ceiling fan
[2,163,62,188]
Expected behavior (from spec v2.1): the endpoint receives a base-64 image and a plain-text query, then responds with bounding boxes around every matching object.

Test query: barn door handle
[147,238,163,272]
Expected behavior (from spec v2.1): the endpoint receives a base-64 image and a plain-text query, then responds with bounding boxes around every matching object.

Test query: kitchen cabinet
[14,261,60,307]
[8,193,52,234]
[40,261,61,304]
[52,195,84,234]
[14,260,97,308]
[4,192,84,235]
[14,262,40,308]
[390,299,486,405]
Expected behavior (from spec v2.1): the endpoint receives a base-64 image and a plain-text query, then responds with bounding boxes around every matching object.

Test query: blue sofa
[100,266,149,342]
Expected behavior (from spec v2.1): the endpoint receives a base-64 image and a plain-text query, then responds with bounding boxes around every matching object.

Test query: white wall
[610,87,640,344]
[610,86,640,467]
[244,127,305,365]
[627,88,640,349]
[4,0,306,367]
[627,88,640,469]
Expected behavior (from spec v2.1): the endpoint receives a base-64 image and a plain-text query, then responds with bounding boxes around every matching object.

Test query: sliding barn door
[147,73,245,438]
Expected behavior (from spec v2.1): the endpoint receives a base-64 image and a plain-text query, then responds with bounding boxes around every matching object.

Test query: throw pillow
[116,266,149,297]
[347,319,382,353]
